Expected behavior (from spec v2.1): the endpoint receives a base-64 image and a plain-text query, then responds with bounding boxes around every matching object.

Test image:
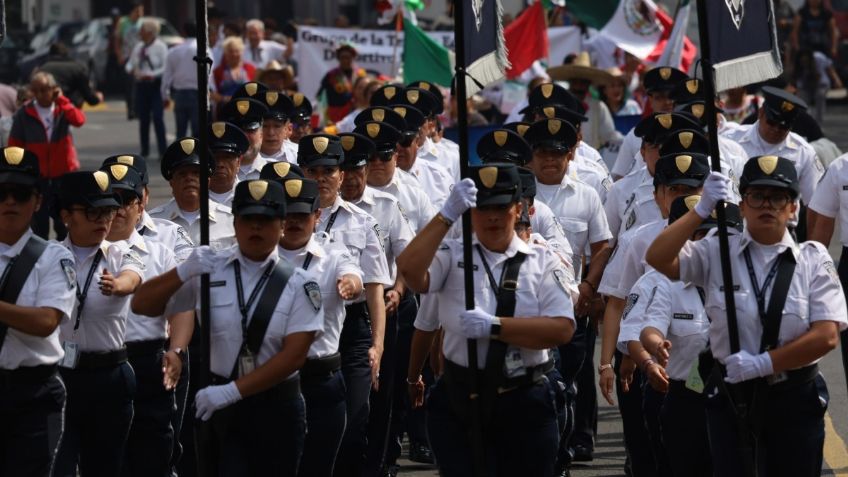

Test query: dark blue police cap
[160,137,213,181]
[232,179,287,218]
[99,163,144,198]
[471,163,522,207]
[525,119,578,152]
[643,66,688,93]
[0,147,39,186]
[353,121,402,154]
[59,170,120,208]
[354,107,408,133]
[761,86,807,128]
[669,195,743,232]
[281,177,320,214]
[222,98,269,131]
[102,154,147,186]
[740,155,800,197]
[339,132,376,169]
[476,129,533,166]
[259,161,304,183]
[209,121,249,156]
[297,134,344,168]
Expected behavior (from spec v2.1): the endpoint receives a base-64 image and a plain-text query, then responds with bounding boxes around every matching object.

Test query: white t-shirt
[35,103,55,139]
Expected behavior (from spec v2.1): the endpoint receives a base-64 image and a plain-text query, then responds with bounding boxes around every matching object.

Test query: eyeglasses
[367,150,394,162]
[398,133,417,148]
[0,184,36,203]
[69,206,119,222]
[743,191,792,210]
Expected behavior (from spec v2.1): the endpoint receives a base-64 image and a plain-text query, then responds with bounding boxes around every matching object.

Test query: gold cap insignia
[93,171,109,192]
[236,100,250,116]
[312,136,329,154]
[393,107,407,118]
[691,104,705,118]
[116,155,134,166]
[341,135,356,151]
[758,155,778,175]
[516,124,529,137]
[285,179,303,198]
[684,195,701,211]
[675,155,692,173]
[547,119,561,135]
[686,80,699,94]
[679,131,694,149]
[248,180,268,200]
[372,109,385,122]
[479,166,498,188]
[384,87,397,100]
[273,162,291,177]
[292,93,304,107]
[245,83,258,96]
[180,138,195,155]
[781,101,794,112]
[4,147,24,165]
[543,106,555,119]
[494,130,508,147]
[406,90,420,104]
[541,83,554,98]
[212,122,226,138]
[366,123,381,138]
[657,114,673,129]
[266,92,279,106]
[110,164,129,181]
[659,67,671,80]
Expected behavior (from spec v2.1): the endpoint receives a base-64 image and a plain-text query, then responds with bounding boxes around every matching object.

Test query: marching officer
[647,157,847,476]
[132,179,324,475]
[53,170,145,477]
[398,163,575,476]
[0,147,77,476]
[289,92,314,145]
[221,97,270,182]
[207,121,249,206]
[231,81,298,164]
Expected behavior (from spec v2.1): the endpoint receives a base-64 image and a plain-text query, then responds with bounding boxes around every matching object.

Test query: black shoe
[554,462,571,477]
[409,442,434,464]
[383,464,400,477]
[571,444,593,462]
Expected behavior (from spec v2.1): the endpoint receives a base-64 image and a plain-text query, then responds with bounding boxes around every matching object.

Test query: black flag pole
[0,0,6,45]
[453,1,487,475]
[194,0,212,389]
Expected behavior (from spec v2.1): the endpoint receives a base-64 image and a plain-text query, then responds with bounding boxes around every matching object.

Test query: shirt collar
[0,229,35,258]
[167,199,220,223]
[747,121,799,150]
[225,245,280,268]
[279,235,326,259]
[470,233,534,263]
[61,236,112,259]
[737,228,800,260]
[356,187,376,206]
[138,211,158,234]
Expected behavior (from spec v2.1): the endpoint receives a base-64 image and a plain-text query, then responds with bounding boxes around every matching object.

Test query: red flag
[645,6,697,73]
[505,1,549,79]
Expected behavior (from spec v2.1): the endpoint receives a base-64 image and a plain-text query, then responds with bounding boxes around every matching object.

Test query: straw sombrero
[257,60,293,84]
[547,52,614,85]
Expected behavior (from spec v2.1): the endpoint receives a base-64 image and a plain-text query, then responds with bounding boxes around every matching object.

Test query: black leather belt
[443,359,554,394]
[718,363,819,392]
[76,348,128,369]
[126,339,166,358]
[345,302,370,321]
[0,364,58,383]
[301,353,341,379]
[210,374,302,400]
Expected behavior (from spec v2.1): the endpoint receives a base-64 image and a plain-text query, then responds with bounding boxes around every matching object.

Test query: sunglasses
[0,184,36,203]
[764,116,791,130]
[367,150,395,162]
[69,206,119,222]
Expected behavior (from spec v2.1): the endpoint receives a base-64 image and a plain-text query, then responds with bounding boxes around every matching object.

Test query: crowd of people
[1,1,848,477]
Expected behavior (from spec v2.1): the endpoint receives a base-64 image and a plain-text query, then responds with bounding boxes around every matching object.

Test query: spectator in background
[127,19,168,159]
[794,48,844,123]
[721,86,759,124]
[9,71,85,239]
[244,19,289,69]
[257,60,298,93]
[318,44,366,123]
[114,1,144,119]
[774,0,797,62]
[162,22,203,137]
[599,67,642,116]
[39,42,103,109]
[792,0,840,59]
[334,15,351,28]
[212,36,257,112]
[334,76,377,133]
[0,83,17,117]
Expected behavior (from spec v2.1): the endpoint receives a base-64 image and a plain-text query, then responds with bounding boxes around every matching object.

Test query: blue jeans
[172,89,199,138]
[135,79,167,157]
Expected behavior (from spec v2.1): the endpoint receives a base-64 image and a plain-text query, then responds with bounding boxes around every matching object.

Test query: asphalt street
[71,99,848,476]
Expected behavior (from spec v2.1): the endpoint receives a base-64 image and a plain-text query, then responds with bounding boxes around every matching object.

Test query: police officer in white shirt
[405,85,460,185]
[221,97,270,182]
[647,157,848,477]
[207,121,249,207]
[399,163,575,476]
[298,133,393,475]
[148,138,236,250]
[275,176,364,477]
[53,171,145,477]
[232,81,298,164]
[133,179,324,475]
[0,147,77,476]
[289,92,313,146]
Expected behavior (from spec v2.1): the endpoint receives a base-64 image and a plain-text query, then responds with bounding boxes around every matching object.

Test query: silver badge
[176,226,195,246]
[60,258,77,291]
[725,0,745,30]
[622,293,639,320]
[304,282,322,311]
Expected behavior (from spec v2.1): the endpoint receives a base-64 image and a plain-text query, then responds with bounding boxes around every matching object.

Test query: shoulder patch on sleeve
[625,209,637,230]
[552,269,569,295]
[304,281,322,311]
[176,226,195,246]
[602,177,612,192]
[814,158,825,173]
[396,202,412,224]
[823,261,840,285]
[372,223,385,252]
[622,293,639,320]
[60,258,77,291]
[123,250,146,271]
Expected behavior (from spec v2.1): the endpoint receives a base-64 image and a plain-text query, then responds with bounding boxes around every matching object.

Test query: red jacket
[8,95,85,179]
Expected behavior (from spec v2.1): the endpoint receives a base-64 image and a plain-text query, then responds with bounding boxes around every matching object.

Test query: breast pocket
[779,295,810,345]
[705,289,750,332]
[559,218,589,253]
[669,309,708,337]
[209,291,235,334]
[339,232,366,261]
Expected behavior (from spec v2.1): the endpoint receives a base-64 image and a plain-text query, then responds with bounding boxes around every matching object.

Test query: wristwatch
[490,317,502,340]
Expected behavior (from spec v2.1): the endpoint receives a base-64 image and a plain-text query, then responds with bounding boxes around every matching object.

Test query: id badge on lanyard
[60,250,103,369]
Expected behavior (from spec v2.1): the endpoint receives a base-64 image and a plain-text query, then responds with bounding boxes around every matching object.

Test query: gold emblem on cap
[292,93,304,107]
[245,83,258,96]
[659,68,671,80]
[494,130,508,146]
[781,101,794,112]
[547,119,561,135]
[285,179,303,198]
[372,109,385,122]
[116,155,134,166]
[3,147,24,165]
[266,92,279,106]
[211,122,226,138]
[180,139,195,155]
[93,171,109,192]
[691,104,705,118]
[248,180,268,200]
[341,135,356,151]
[675,155,692,173]
[541,84,554,98]
[684,195,701,211]
[312,136,329,154]
[542,107,555,119]
[686,80,698,94]
[273,162,291,177]
[384,87,397,100]
[479,166,498,189]
[236,100,250,116]
[758,155,778,175]
[679,131,694,149]
[407,90,420,104]
[516,124,529,137]
[366,123,381,138]
[393,107,407,118]
[110,164,129,180]
[657,114,673,129]
[418,81,432,91]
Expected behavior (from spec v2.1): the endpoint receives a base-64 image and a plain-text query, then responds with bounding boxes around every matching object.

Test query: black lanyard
[323,208,340,234]
[233,260,275,343]
[0,257,17,291]
[302,253,314,270]
[74,249,104,330]
[475,244,508,295]
[742,247,781,325]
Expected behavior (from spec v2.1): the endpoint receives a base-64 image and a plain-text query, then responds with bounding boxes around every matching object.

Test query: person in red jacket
[9,71,85,239]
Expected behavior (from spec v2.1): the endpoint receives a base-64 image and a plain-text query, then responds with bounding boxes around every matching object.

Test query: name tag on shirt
[673,313,694,320]
[719,285,740,292]
[59,342,79,369]
[210,280,227,287]
[457,261,479,271]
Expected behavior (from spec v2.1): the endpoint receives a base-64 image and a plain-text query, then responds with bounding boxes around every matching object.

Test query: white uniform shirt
[161,39,209,98]
[238,156,269,182]
[127,38,168,79]
[577,141,610,173]
[617,270,709,381]
[419,235,575,368]
[809,153,848,246]
[599,218,666,299]
[372,169,438,232]
[244,40,286,69]
[536,175,612,278]
[570,158,612,203]
[679,229,848,363]
[348,187,415,282]
[419,136,460,185]
[148,199,236,251]
[279,238,362,358]
[259,149,289,165]
[604,166,662,244]
[209,186,236,207]
[283,140,299,163]
[137,210,195,262]
[0,232,77,369]
[118,230,177,342]
[530,200,574,258]
[59,239,145,353]
[406,159,453,209]
[611,128,641,179]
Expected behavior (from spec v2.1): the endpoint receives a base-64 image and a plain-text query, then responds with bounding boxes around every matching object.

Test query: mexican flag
[567,0,664,59]
[648,0,697,72]
[505,1,549,78]
[402,18,456,87]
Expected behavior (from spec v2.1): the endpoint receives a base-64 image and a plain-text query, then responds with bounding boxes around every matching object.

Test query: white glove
[176,246,218,282]
[723,350,774,384]
[459,306,497,339]
[194,382,242,421]
[694,171,732,219]
[440,178,478,223]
